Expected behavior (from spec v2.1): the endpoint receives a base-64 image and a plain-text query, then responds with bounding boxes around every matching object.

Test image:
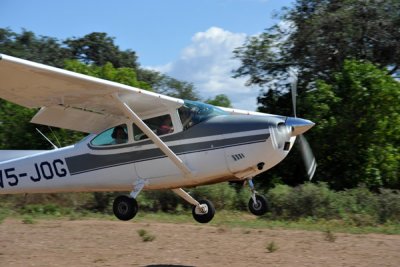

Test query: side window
[90,124,128,146]
[133,114,174,141]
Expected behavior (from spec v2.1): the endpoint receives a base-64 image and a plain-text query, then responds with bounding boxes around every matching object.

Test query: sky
[1,0,294,111]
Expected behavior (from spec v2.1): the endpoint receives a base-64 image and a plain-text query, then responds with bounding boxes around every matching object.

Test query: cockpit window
[133,114,174,141]
[90,124,128,146]
[178,100,227,130]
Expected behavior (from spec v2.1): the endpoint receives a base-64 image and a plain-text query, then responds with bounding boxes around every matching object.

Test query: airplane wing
[0,54,183,133]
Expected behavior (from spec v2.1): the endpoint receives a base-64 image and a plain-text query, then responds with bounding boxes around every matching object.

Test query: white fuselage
[0,115,295,194]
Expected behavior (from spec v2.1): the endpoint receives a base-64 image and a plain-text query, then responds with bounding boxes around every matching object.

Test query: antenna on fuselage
[36,128,58,150]
[48,126,61,148]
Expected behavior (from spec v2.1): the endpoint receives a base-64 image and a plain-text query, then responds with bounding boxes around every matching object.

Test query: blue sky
[1,0,294,110]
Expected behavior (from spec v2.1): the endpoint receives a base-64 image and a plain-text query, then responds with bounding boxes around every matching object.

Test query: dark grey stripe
[66,133,269,175]
[88,115,279,150]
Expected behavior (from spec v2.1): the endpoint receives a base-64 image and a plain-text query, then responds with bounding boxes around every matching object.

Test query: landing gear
[247,179,268,216]
[172,188,215,223]
[192,199,215,224]
[113,195,138,221]
[113,179,145,221]
[248,194,268,216]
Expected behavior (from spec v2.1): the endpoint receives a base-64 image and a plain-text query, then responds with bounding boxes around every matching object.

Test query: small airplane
[0,54,316,223]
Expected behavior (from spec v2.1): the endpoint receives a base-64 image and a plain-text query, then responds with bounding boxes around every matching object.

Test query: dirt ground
[0,218,399,267]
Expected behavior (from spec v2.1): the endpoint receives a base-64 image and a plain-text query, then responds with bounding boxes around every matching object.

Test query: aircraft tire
[192,199,215,223]
[113,195,138,221]
[248,194,268,216]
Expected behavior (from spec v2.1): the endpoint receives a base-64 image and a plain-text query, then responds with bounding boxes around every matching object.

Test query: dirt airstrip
[0,218,399,267]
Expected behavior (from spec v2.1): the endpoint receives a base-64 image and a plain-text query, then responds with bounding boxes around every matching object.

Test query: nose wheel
[248,194,268,216]
[247,179,269,216]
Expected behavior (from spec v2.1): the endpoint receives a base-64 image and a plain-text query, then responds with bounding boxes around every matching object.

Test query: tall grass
[0,183,399,227]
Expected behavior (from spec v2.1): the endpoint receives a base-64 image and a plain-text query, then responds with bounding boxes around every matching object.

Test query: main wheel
[192,199,215,223]
[248,194,268,216]
[113,195,138,221]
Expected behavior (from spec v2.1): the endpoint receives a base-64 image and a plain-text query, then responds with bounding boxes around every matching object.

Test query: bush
[332,186,379,223]
[267,184,292,217]
[267,183,337,220]
[139,190,180,212]
[139,183,249,212]
[378,189,400,223]
[266,183,400,225]
[190,183,242,210]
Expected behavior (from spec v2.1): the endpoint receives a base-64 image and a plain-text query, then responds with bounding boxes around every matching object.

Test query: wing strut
[113,94,193,177]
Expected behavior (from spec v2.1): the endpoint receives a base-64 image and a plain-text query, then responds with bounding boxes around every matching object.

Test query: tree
[233,0,400,189]
[64,32,139,69]
[0,28,70,67]
[64,60,150,90]
[307,60,400,189]
[137,69,200,100]
[234,0,400,90]
[205,94,232,107]
[254,61,400,190]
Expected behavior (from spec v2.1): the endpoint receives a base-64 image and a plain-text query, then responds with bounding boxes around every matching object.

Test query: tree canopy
[234,0,400,189]
[64,32,139,69]
[306,60,400,189]
[205,94,232,108]
[234,0,400,89]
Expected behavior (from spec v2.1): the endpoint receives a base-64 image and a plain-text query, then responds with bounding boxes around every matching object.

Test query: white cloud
[149,27,260,111]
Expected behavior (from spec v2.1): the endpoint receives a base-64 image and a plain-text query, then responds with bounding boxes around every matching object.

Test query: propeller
[288,68,317,180]
[298,135,317,179]
[289,67,297,118]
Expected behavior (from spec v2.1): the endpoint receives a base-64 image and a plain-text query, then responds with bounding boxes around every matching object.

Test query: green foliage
[254,60,400,189]
[323,229,337,242]
[0,99,86,149]
[21,216,36,224]
[205,94,232,107]
[0,208,8,224]
[233,0,400,190]
[309,60,400,189]
[266,184,292,217]
[138,190,181,212]
[234,0,400,88]
[63,60,151,90]
[0,101,44,149]
[0,28,71,67]
[377,189,400,223]
[20,204,68,217]
[137,69,200,100]
[138,183,249,212]
[63,32,139,69]
[190,183,246,210]
[266,241,279,253]
[267,183,337,219]
[0,183,399,230]
[333,186,379,217]
[266,183,400,225]
[137,229,156,242]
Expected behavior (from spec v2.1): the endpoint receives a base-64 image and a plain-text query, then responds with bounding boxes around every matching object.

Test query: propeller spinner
[289,68,317,180]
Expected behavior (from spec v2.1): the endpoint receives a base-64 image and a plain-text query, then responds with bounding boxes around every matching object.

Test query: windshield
[178,100,227,130]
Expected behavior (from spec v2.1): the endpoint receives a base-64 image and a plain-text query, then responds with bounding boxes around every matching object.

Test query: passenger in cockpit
[111,125,128,144]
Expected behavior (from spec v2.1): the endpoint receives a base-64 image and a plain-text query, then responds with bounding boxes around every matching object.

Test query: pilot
[111,126,128,144]
[158,116,174,135]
